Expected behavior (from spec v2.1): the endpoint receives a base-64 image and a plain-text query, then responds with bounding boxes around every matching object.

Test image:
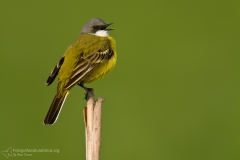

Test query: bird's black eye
[93,26,99,29]
[93,25,106,30]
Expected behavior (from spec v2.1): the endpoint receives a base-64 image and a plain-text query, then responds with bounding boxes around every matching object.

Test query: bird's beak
[105,23,114,30]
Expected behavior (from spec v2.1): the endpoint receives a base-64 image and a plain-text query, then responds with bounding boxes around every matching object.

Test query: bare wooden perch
[83,97,104,160]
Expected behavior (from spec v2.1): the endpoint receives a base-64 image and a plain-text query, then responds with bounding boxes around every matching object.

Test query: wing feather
[64,46,114,90]
[71,60,89,77]
[46,57,65,86]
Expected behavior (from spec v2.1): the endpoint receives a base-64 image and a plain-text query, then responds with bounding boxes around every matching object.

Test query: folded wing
[65,47,114,90]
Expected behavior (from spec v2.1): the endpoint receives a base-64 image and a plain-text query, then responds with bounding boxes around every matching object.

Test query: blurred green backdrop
[1,0,240,159]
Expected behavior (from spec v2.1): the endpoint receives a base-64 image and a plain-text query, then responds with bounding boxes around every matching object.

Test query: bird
[44,18,117,125]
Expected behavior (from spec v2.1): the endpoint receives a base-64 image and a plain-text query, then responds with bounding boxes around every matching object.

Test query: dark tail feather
[44,91,69,125]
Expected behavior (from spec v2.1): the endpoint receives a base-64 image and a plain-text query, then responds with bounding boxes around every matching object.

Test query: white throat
[94,30,109,37]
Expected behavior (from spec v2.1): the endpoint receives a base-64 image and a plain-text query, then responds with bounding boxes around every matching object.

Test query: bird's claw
[84,88,94,101]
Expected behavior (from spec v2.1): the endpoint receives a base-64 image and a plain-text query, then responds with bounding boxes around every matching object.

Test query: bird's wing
[64,46,114,90]
[46,57,65,86]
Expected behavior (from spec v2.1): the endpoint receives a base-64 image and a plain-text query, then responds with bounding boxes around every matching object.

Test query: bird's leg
[78,83,94,101]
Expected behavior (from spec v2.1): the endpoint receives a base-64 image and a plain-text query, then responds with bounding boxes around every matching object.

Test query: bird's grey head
[81,18,113,37]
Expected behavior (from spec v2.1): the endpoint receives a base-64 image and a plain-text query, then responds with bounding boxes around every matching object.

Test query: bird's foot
[84,88,94,101]
[78,83,95,101]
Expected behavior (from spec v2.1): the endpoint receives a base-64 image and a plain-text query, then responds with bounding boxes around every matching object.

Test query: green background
[1,0,240,159]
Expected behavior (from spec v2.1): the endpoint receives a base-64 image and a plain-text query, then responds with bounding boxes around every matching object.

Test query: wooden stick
[83,97,104,160]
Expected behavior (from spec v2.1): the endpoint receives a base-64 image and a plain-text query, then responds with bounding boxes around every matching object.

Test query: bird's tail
[44,91,69,125]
